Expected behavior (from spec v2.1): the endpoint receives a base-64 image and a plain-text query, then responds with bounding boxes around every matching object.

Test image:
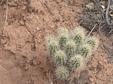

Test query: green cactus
[58,28,69,49]
[72,26,85,45]
[54,50,67,65]
[46,26,99,81]
[47,37,59,56]
[86,36,99,50]
[67,55,83,70]
[65,40,76,58]
[55,66,69,80]
[79,44,92,58]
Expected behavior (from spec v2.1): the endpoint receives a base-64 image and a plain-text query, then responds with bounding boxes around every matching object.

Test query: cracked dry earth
[0,0,113,84]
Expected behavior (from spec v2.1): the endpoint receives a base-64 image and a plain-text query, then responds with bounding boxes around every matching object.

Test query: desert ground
[0,0,113,84]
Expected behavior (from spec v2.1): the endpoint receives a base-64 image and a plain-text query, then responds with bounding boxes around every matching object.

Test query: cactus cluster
[47,26,99,80]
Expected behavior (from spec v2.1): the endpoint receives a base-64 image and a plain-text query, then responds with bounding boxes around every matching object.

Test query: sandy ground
[0,0,113,84]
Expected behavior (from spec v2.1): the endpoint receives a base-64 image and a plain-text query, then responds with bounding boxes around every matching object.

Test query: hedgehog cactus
[46,26,99,81]
[86,36,99,50]
[65,40,76,58]
[48,38,59,56]
[67,55,83,70]
[54,50,67,65]
[55,66,69,80]
[73,26,85,45]
[79,44,92,58]
[58,28,69,49]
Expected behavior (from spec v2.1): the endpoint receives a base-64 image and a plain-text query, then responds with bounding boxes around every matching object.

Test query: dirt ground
[0,0,113,84]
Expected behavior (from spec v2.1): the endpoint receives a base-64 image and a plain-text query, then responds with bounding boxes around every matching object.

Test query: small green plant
[55,66,69,80]
[47,26,99,81]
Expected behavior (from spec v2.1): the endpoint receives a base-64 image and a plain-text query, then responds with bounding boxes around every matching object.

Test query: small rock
[86,3,95,10]
[89,77,94,82]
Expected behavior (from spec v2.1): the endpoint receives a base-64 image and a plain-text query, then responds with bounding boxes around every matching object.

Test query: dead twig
[87,24,97,37]
[100,44,113,58]
[39,0,53,16]
[0,65,8,73]
[24,24,37,51]
[106,0,111,25]
[109,28,113,34]
[2,0,8,35]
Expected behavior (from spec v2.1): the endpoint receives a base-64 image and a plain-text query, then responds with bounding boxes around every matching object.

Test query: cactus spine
[55,66,69,80]
[54,50,67,65]
[68,55,83,70]
[65,40,76,58]
[47,37,59,56]
[86,36,99,50]
[73,26,85,45]
[58,28,69,49]
[79,44,92,58]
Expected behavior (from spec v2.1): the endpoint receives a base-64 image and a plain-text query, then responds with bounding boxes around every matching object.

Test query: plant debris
[79,0,113,35]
